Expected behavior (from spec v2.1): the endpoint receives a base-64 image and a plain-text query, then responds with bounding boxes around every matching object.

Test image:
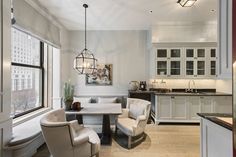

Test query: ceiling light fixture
[177,0,197,7]
[73,4,97,75]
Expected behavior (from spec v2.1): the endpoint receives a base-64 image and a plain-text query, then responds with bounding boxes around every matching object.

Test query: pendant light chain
[84,4,87,50]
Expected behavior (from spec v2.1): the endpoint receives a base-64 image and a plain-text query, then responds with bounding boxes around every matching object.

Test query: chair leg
[115,125,118,135]
[128,136,132,149]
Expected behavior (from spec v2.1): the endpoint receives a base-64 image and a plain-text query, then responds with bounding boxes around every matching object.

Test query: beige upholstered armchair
[116,98,151,149]
[40,109,100,157]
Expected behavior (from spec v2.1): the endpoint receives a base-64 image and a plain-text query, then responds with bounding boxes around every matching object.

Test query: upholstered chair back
[40,109,74,157]
[126,98,151,120]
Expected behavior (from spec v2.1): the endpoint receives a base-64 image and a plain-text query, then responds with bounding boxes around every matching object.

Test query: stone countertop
[66,103,122,115]
[197,113,232,131]
[129,90,232,96]
[154,92,232,96]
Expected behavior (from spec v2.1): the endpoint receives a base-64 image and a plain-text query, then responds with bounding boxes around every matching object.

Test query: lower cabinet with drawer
[155,95,232,124]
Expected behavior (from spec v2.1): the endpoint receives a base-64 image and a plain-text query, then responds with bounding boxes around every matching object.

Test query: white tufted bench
[4,114,46,157]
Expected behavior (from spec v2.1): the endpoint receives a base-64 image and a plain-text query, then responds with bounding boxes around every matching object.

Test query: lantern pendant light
[177,0,197,7]
[73,4,97,75]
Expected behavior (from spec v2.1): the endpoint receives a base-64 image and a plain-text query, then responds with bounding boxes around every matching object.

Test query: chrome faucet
[187,80,196,93]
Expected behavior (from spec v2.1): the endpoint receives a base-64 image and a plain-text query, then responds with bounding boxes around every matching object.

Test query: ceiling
[32,0,217,30]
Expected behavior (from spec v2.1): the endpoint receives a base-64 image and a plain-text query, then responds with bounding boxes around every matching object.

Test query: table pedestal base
[76,114,112,145]
[100,115,112,145]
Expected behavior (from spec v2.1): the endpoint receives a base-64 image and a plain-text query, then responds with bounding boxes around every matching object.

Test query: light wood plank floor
[33,124,200,157]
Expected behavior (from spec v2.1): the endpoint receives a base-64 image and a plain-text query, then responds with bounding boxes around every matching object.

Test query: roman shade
[12,0,61,47]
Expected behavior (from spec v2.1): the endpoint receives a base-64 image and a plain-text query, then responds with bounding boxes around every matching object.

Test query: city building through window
[11,28,44,117]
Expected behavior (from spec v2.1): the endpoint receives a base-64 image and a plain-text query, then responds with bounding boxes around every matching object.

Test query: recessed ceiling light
[149,10,153,13]
[211,9,215,12]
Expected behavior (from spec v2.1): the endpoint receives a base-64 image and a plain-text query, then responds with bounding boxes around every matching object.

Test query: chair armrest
[118,109,129,118]
[73,134,89,146]
[69,120,83,131]
[137,115,146,121]
[132,115,147,135]
[135,115,147,126]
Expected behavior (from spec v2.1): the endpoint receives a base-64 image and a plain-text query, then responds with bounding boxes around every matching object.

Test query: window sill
[13,108,52,127]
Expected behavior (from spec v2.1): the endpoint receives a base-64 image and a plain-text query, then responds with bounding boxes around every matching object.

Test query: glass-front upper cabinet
[209,48,217,76]
[156,49,169,76]
[186,61,194,75]
[184,48,208,77]
[170,61,181,75]
[197,61,205,75]
[186,49,194,58]
[156,47,216,78]
[157,61,167,75]
[185,48,195,77]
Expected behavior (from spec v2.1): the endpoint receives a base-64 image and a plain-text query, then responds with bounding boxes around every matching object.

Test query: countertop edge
[197,113,232,131]
[128,90,232,96]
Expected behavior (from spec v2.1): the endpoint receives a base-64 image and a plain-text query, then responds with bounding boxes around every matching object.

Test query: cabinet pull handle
[200,97,204,99]
[171,96,175,99]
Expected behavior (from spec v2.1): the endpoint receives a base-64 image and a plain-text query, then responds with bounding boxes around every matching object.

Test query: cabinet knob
[200,97,204,99]
[171,96,175,99]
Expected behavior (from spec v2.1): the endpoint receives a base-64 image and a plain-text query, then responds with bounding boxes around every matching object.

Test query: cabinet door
[209,48,217,76]
[170,61,181,75]
[200,97,214,113]
[157,61,167,75]
[156,49,168,76]
[188,97,201,120]
[186,60,194,76]
[170,49,181,58]
[158,96,172,119]
[214,96,232,114]
[172,96,187,120]
[186,48,194,58]
[157,49,167,58]
[197,49,205,58]
[197,61,205,75]
[210,61,216,75]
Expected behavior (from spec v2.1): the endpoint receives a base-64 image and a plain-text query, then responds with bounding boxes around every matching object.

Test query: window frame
[11,39,45,118]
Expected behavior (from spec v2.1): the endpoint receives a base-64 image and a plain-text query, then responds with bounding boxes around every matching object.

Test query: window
[11,28,44,117]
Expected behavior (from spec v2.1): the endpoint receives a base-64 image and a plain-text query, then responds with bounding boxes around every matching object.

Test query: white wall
[152,22,217,43]
[52,48,61,109]
[149,79,216,90]
[216,79,232,94]
[61,30,149,96]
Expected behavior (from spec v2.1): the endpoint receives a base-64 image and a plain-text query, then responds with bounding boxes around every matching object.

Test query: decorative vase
[128,81,139,91]
[64,100,73,111]
[71,102,82,111]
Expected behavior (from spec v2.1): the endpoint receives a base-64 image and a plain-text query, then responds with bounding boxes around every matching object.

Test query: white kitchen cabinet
[200,118,232,157]
[188,96,201,120]
[156,47,217,78]
[200,96,214,113]
[171,96,187,120]
[157,96,172,119]
[156,48,183,77]
[155,95,232,123]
